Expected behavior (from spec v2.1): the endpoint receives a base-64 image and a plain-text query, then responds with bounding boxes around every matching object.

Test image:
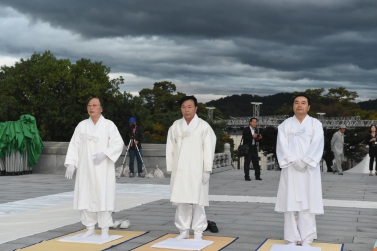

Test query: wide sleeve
[276,121,296,168]
[202,124,216,172]
[64,124,81,168]
[166,126,175,174]
[103,122,124,163]
[302,121,324,169]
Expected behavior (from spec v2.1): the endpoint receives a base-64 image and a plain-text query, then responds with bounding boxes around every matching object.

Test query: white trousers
[333,153,343,173]
[284,210,317,244]
[175,203,208,234]
[80,210,113,229]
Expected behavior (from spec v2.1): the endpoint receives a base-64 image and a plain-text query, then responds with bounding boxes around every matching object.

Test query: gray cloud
[0,1,376,103]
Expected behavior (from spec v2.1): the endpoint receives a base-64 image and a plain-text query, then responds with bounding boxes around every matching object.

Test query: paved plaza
[0,168,376,251]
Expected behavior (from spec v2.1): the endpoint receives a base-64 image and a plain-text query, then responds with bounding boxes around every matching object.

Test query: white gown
[275,115,324,214]
[65,115,124,212]
[166,114,216,235]
[166,115,216,207]
[275,115,324,244]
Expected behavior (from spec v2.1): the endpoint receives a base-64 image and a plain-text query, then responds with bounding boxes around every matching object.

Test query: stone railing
[212,143,233,173]
[234,151,277,171]
[26,142,232,176]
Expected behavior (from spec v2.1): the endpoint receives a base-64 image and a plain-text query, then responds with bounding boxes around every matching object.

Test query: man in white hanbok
[65,97,124,239]
[166,96,216,240]
[331,124,346,175]
[275,94,324,247]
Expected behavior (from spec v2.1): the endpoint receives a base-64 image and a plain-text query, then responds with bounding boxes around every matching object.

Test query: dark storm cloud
[2,1,376,39]
[0,1,376,102]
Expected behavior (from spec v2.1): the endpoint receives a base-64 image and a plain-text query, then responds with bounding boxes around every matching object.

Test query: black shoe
[205,220,218,233]
[255,177,262,180]
[338,173,343,175]
[245,177,251,181]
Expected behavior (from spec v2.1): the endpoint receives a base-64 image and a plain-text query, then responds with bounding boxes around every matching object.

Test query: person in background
[125,117,144,178]
[242,117,262,181]
[365,124,377,176]
[331,124,346,175]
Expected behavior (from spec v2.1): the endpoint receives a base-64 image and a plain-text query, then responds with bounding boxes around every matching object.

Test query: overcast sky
[0,1,376,103]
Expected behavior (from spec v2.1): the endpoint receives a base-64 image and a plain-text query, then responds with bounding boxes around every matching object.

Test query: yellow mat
[16,229,147,251]
[132,234,237,251]
[256,239,344,251]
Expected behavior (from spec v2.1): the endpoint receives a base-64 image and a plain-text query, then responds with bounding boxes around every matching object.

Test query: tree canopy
[0,51,124,140]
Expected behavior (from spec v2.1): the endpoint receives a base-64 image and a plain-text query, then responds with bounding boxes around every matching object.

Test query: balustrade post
[223,143,231,167]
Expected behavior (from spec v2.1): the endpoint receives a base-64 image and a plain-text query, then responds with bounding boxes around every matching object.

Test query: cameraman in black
[242,117,262,181]
[125,117,144,178]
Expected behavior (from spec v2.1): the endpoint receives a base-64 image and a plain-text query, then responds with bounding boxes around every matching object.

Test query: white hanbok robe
[331,131,344,155]
[275,115,324,214]
[64,115,124,212]
[166,115,216,207]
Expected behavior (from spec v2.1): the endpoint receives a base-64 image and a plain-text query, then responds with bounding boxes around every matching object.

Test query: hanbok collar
[293,114,310,125]
[181,114,198,132]
[89,115,104,133]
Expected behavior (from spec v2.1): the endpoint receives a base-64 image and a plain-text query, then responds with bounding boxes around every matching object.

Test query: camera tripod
[117,136,147,179]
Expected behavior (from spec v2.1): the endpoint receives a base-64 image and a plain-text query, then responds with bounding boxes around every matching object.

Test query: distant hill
[206,93,377,118]
[358,99,377,111]
[206,93,293,117]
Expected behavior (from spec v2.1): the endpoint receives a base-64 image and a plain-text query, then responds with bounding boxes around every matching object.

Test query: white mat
[151,238,214,250]
[270,244,321,251]
[58,233,122,244]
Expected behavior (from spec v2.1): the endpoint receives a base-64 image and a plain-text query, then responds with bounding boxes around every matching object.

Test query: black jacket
[125,125,143,150]
[365,134,377,156]
[242,126,261,149]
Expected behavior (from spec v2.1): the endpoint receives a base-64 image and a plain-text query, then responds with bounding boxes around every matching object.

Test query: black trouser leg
[370,154,377,171]
[251,153,261,178]
[244,152,251,178]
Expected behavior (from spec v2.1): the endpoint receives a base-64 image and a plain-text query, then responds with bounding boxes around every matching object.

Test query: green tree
[139,81,186,142]
[139,81,186,116]
[104,91,151,141]
[275,103,294,116]
[0,51,123,141]
[324,87,358,104]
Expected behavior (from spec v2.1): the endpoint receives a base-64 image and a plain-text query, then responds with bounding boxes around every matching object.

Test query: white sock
[100,228,109,239]
[175,230,189,239]
[301,242,311,247]
[81,228,95,238]
[194,233,202,240]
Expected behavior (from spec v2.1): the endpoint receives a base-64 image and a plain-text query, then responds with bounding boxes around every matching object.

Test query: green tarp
[0,115,44,166]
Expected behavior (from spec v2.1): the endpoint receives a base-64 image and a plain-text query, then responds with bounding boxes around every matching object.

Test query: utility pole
[317,112,325,120]
[251,102,262,117]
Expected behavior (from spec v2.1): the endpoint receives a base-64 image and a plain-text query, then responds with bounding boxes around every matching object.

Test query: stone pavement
[1,169,377,251]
